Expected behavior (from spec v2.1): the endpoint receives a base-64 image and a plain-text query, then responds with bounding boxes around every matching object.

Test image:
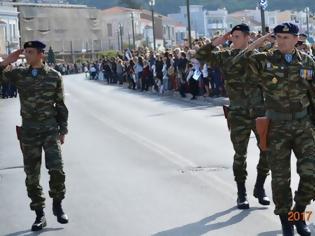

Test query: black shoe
[53,200,69,224]
[279,214,294,236]
[236,182,250,209]
[253,186,270,205]
[295,219,311,236]
[293,205,311,236]
[31,209,47,231]
[253,174,270,206]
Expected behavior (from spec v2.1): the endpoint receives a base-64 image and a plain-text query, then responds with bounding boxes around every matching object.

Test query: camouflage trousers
[20,125,66,211]
[268,117,315,215]
[228,107,270,183]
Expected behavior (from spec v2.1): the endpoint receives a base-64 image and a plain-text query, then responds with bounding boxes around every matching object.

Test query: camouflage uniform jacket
[243,49,315,113]
[0,64,68,134]
[196,43,264,109]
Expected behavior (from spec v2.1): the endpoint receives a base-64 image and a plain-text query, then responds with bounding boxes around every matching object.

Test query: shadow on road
[152,206,268,236]
[4,227,63,236]
[257,230,282,236]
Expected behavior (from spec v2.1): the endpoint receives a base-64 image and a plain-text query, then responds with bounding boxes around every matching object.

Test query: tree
[47,46,56,64]
[118,0,142,9]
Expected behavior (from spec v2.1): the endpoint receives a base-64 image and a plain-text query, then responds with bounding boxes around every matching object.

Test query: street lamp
[128,32,131,49]
[6,40,11,54]
[259,0,268,35]
[186,0,192,48]
[305,7,310,38]
[117,30,120,51]
[148,0,156,51]
[130,12,136,49]
[119,23,124,51]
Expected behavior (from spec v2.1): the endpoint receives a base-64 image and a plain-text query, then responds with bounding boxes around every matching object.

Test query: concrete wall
[19,5,104,55]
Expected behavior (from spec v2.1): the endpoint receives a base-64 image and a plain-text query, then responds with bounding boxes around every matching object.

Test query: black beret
[273,23,299,35]
[231,24,250,34]
[23,41,46,50]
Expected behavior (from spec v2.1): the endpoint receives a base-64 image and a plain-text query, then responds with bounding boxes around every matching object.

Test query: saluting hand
[246,33,273,51]
[59,134,65,145]
[1,49,24,67]
[212,32,231,47]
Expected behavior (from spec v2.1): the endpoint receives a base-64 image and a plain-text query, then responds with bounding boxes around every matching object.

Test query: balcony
[207,23,227,29]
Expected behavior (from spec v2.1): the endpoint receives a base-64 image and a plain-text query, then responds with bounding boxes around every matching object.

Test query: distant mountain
[68,0,314,14]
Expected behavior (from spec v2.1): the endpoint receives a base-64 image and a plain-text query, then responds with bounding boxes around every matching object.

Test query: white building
[174,22,187,46]
[102,7,166,50]
[277,10,310,34]
[6,2,104,62]
[0,4,19,55]
[228,8,278,32]
[168,5,207,37]
[161,15,178,49]
[206,8,228,36]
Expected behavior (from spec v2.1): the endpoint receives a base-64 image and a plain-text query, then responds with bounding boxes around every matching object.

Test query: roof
[4,2,90,9]
[227,15,261,27]
[102,6,140,14]
[102,6,165,18]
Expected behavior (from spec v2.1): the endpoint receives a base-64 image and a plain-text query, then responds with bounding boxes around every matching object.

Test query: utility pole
[117,30,120,51]
[128,33,131,49]
[186,0,192,48]
[149,0,156,50]
[119,23,123,52]
[131,12,136,49]
[305,7,310,38]
[259,0,268,35]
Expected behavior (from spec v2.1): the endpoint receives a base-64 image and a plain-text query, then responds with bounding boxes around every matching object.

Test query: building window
[107,23,112,37]
[13,24,16,39]
[269,17,275,25]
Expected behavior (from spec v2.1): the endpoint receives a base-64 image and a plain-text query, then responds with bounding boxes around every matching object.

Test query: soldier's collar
[294,48,303,61]
[276,49,302,62]
[43,64,50,73]
[28,64,48,75]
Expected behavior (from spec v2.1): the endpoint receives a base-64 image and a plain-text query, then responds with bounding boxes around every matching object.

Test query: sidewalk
[113,81,230,107]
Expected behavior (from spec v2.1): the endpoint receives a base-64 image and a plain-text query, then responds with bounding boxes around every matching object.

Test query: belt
[229,100,249,107]
[229,96,263,108]
[266,109,308,121]
[22,117,57,126]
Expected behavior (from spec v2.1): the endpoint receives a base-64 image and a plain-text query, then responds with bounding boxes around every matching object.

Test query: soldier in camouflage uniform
[0,41,69,231]
[236,23,315,236]
[195,24,270,209]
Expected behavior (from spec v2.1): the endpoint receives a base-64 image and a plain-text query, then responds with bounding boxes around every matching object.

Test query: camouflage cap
[273,22,299,36]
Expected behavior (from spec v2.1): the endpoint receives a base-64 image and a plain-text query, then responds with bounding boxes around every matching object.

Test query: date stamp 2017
[288,211,313,221]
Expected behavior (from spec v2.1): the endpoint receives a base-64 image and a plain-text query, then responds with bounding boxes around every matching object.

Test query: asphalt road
[0,74,314,236]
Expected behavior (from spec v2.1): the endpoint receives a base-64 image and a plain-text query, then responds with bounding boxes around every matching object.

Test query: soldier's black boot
[253,174,270,206]
[31,209,47,231]
[236,182,250,209]
[53,200,69,224]
[293,205,311,236]
[279,214,294,236]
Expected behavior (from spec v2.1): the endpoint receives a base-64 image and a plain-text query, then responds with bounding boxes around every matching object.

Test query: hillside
[69,0,314,14]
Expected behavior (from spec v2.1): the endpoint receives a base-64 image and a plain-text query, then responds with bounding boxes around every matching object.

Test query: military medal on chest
[300,68,314,80]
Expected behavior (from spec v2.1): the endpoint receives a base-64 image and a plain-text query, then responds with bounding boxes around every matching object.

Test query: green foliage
[118,0,142,9]
[96,50,122,59]
[47,46,56,64]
